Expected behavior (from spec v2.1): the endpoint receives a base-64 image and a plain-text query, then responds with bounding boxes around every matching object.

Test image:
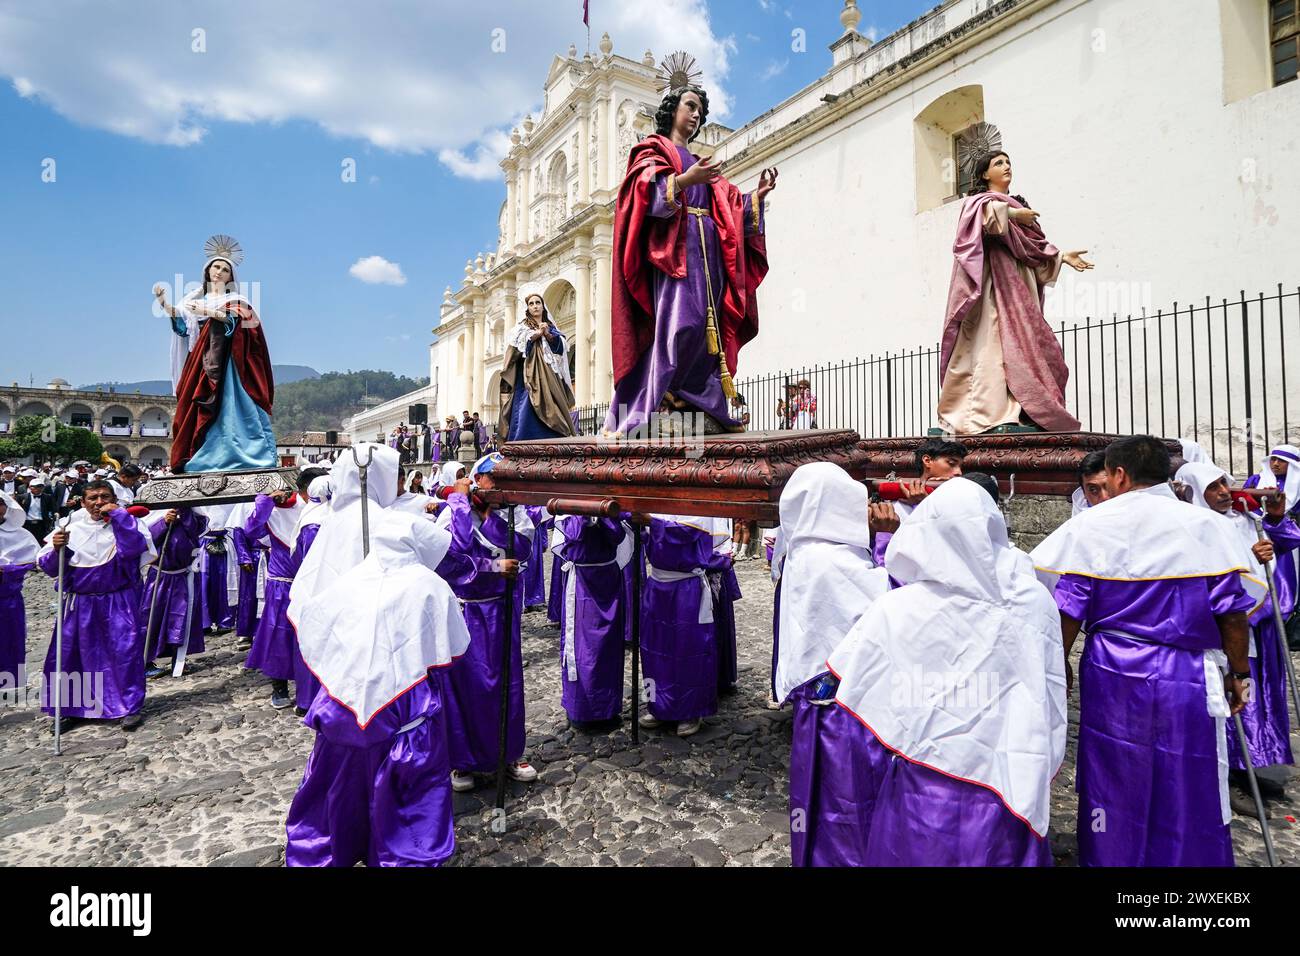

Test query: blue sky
[0,0,936,387]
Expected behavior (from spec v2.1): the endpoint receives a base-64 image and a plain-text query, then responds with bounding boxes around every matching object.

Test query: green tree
[0,415,104,463]
[273,369,429,437]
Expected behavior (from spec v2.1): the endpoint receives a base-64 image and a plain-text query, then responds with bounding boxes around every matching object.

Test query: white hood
[775,464,889,702]
[829,477,1067,837]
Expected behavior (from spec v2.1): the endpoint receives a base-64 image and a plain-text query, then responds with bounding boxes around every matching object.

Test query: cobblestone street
[1,553,1297,867]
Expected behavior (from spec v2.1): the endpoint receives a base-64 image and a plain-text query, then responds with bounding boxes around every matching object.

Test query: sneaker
[121,711,145,731]
[765,694,782,711]
[236,636,253,651]
[508,760,539,782]
[677,718,702,737]
[293,706,307,717]
[270,681,292,710]
[144,664,169,679]
[450,770,476,792]
[638,713,663,729]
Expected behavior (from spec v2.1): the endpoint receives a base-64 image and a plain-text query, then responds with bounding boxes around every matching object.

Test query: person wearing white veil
[825,476,1066,866]
[776,464,891,866]
[1177,461,1293,802]
[285,509,470,867]
[433,452,538,791]
[1245,444,1300,612]
[289,444,400,626]
[391,464,435,517]
[0,492,40,700]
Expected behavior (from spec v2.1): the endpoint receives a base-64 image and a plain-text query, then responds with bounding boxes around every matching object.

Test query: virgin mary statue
[153,235,276,472]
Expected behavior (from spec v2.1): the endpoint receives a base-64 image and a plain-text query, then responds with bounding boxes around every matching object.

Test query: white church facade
[349,0,1300,454]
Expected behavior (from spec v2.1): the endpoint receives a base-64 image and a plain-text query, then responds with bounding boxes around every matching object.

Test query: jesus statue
[605,54,776,437]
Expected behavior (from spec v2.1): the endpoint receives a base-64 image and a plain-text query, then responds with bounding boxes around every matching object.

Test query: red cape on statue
[170,300,274,471]
[611,133,768,385]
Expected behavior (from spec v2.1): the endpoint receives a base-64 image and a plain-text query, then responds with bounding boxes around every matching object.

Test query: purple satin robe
[1,561,32,685]
[1054,572,1254,867]
[39,509,148,720]
[555,516,627,723]
[289,521,322,711]
[604,147,763,435]
[435,496,531,773]
[640,518,730,722]
[141,510,206,660]
[197,529,234,630]
[243,496,299,681]
[521,507,548,607]
[231,527,262,640]
[286,676,455,867]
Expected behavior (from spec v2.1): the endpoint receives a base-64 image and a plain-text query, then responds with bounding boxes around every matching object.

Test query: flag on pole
[583,1,589,26]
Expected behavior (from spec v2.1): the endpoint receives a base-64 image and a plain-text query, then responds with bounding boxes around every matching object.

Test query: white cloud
[349,256,407,286]
[438,129,513,181]
[0,0,737,179]
[760,59,789,81]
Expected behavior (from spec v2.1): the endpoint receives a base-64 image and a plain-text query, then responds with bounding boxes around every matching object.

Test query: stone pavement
[1,553,1297,866]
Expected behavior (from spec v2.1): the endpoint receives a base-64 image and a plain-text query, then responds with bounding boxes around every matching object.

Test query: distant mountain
[273,369,428,437]
[78,365,320,395]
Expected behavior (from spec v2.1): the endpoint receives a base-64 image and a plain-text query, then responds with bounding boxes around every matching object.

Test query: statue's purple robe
[0,560,33,685]
[435,495,531,772]
[197,528,234,630]
[39,508,148,720]
[286,676,455,867]
[554,515,626,723]
[604,147,764,435]
[141,510,206,660]
[640,518,730,721]
[288,521,323,712]
[1052,572,1255,867]
[231,526,262,641]
[243,495,301,681]
[521,506,548,607]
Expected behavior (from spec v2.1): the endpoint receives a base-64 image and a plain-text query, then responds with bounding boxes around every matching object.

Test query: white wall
[722,0,1300,377]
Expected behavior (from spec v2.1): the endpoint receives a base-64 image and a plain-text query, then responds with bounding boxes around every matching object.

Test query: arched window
[913,85,990,214]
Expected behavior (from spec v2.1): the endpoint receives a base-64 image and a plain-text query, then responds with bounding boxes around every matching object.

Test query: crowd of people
[386,411,502,467]
[0,443,745,866]
[775,435,1299,866]
[2,433,1296,868]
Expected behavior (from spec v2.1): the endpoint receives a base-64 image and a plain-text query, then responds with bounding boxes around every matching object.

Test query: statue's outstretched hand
[1063,250,1094,272]
[756,167,779,201]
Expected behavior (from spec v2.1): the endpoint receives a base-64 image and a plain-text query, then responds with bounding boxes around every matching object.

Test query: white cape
[775,463,889,703]
[0,492,39,565]
[294,510,470,728]
[828,477,1067,837]
[1031,482,1257,589]
[288,444,400,624]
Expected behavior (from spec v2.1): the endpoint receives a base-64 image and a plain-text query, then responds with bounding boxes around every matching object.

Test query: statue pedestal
[135,467,298,509]
[858,432,1185,497]
[484,429,869,521]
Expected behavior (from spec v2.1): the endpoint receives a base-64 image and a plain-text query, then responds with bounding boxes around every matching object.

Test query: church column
[470,298,485,415]
[578,96,591,204]
[504,161,517,251]
[516,152,532,251]
[574,240,593,407]
[592,222,613,404]
[460,331,472,415]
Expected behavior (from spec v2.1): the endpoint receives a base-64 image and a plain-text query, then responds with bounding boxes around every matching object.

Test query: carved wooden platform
[484,429,869,521]
[858,432,1184,496]
[135,467,298,509]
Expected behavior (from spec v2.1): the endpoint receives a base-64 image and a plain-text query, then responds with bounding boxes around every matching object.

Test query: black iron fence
[574,284,1300,479]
